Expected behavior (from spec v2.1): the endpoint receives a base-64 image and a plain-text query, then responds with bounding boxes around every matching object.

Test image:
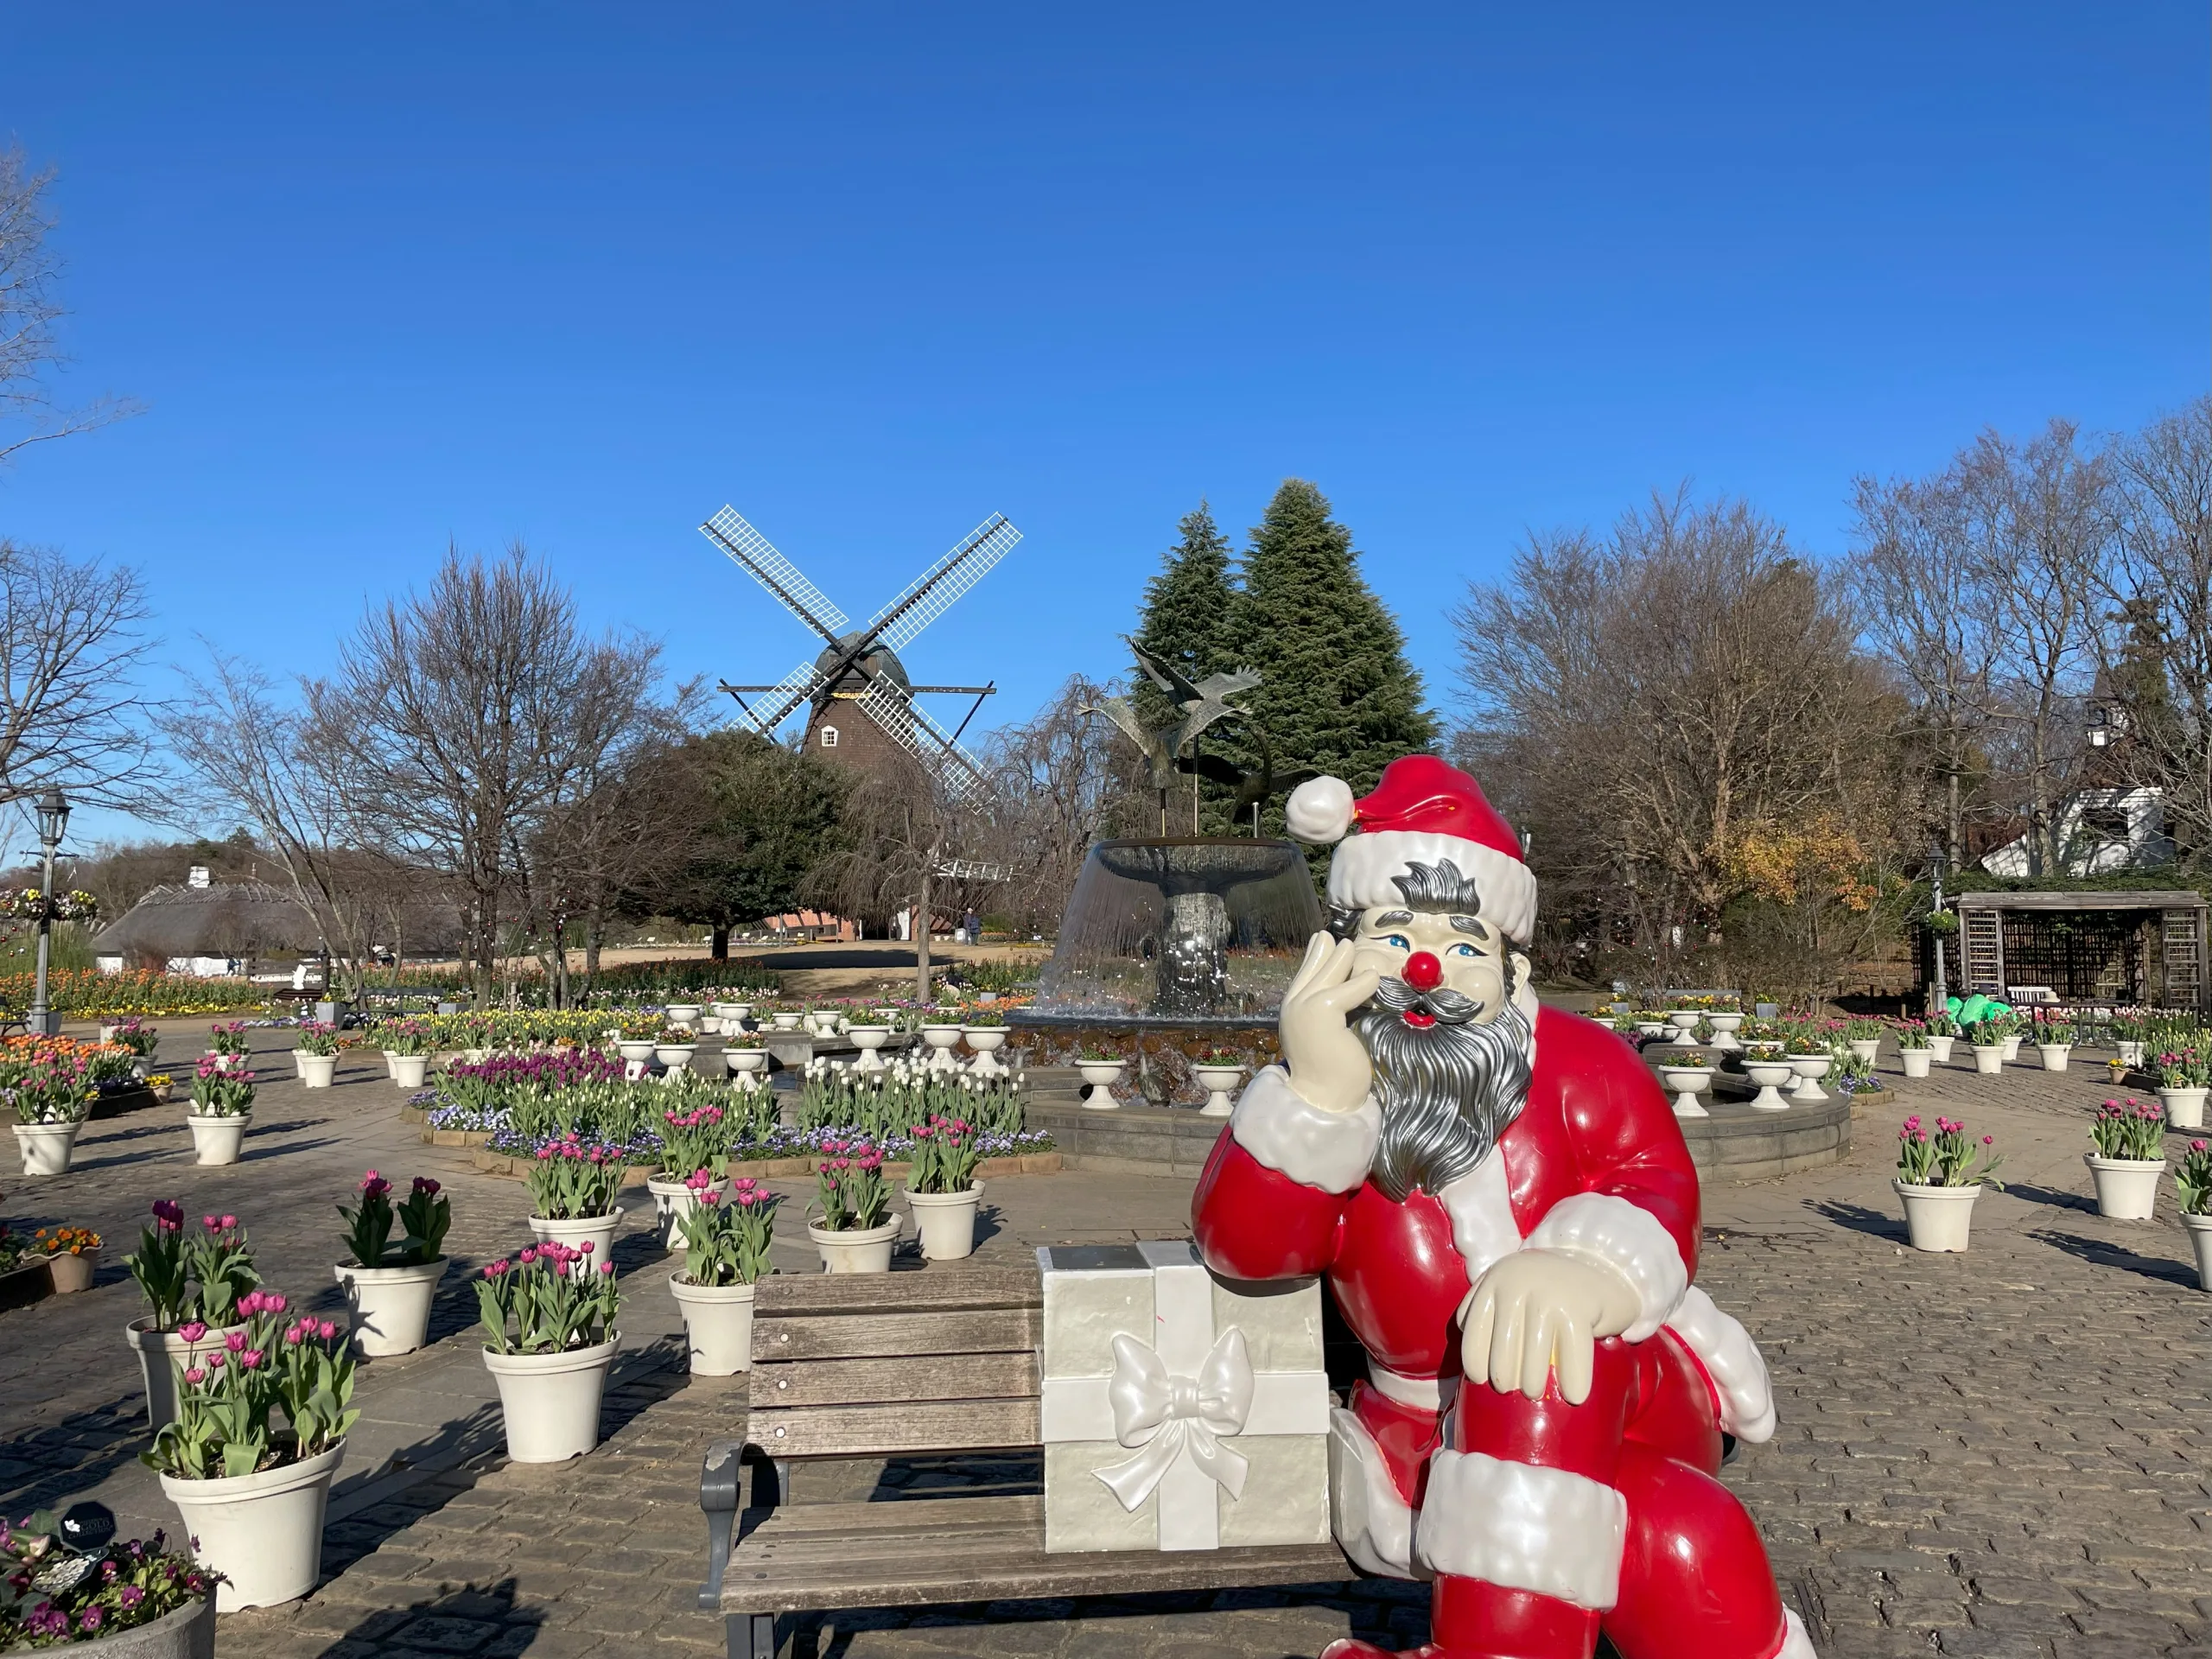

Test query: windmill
[702,506,1021,807]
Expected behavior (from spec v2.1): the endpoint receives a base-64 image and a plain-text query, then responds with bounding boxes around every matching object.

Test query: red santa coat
[1192,1001,1775,1587]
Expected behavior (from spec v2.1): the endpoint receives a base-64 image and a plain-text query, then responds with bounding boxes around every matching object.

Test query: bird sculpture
[1084,640,1262,794]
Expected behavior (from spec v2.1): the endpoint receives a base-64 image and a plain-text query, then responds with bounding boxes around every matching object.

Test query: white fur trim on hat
[1229,1065,1379,1194]
[1414,1450,1627,1610]
[1664,1285,1777,1444]
[1286,774,1356,844]
[1327,830,1538,945]
[1522,1192,1689,1342]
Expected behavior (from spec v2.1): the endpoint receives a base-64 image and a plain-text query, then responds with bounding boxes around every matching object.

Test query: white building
[1980,786,2172,879]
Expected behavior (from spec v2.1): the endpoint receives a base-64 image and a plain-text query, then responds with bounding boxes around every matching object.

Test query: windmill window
[820,726,839,748]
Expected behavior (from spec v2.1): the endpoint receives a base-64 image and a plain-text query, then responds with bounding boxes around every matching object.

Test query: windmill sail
[869,515,1023,651]
[855,678,990,807]
[702,507,849,641]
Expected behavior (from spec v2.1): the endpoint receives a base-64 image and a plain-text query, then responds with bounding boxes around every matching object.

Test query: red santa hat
[1284,755,1536,945]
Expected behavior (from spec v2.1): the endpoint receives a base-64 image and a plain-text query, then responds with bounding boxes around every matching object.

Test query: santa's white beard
[1359,991,1535,1204]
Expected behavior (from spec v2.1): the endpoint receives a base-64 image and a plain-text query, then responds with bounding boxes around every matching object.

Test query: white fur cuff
[1413,1450,1626,1610]
[1665,1286,1777,1444]
[1523,1193,1689,1342]
[1229,1065,1380,1195]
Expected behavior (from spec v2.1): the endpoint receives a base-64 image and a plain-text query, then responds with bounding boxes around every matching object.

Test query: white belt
[1367,1363,1456,1412]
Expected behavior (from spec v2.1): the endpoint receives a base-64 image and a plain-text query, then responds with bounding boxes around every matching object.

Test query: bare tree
[0,541,162,811]
[0,147,138,467]
[311,544,666,1007]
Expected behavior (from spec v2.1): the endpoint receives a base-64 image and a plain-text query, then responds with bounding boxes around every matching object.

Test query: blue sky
[1,3,2205,849]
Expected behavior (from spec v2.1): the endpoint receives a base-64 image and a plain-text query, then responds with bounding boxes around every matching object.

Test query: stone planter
[2084,1154,2163,1220]
[294,1051,337,1088]
[848,1027,892,1072]
[770,1011,804,1031]
[723,1046,769,1078]
[964,1027,1010,1077]
[1656,1065,1714,1118]
[1742,1058,1795,1112]
[48,1243,99,1293]
[482,1336,620,1462]
[712,1002,752,1025]
[616,1039,658,1065]
[528,1209,625,1261]
[1665,1011,1701,1038]
[385,1052,430,1089]
[2183,1212,2212,1293]
[806,1217,899,1273]
[649,1173,728,1251]
[1783,1054,1832,1102]
[1899,1047,1933,1079]
[1192,1064,1244,1118]
[654,1044,696,1073]
[2035,1043,2071,1073]
[669,1274,754,1375]
[160,1439,345,1609]
[905,1183,982,1260]
[1633,1020,1669,1039]
[1847,1039,1881,1065]
[69,1591,214,1659]
[1077,1060,1126,1109]
[2159,1086,2209,1130]
[1969,1044,2005,1076]
[334,1257,448,1357]
[1927,1034,1956,1063]
[127,1318,238,1427]
[186,1110,251,1166]
[666,1004,702,1029]
[918,1025,966,1072]
[12,1118,82,1175]
[1705,1012,1745,1050]
[1893,1180,1980,1252]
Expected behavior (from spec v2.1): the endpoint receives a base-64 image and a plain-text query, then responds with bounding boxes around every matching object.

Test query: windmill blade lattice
[855,679,989,807]
[729,659,824,737]
[702,507,849,641]
[868,515,1023,651]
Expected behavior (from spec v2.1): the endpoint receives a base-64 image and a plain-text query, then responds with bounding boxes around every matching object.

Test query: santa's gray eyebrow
[1370,910,1414,927]
[1449,916,1487,937]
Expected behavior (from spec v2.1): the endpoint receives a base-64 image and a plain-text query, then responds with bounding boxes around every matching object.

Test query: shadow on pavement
[1805,1199,1907,1244]
[314,1573,544,1658]
[2030,1229,2198,1287]
[2002,1182,2096,1215]
[0,1391,149,1519]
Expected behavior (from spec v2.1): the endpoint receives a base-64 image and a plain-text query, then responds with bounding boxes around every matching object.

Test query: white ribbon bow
[1094,1325,1255,1512]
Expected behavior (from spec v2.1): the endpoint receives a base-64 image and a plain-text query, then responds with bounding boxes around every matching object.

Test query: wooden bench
[698,1266,1356,1658]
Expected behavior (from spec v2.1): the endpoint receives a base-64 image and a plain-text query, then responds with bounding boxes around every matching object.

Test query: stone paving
[3,1023,2208,1658]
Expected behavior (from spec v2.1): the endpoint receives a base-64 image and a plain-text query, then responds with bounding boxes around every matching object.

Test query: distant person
[963,909,981,943]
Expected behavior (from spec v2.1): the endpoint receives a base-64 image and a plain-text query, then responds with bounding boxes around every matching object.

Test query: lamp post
[1928,845,1949,1019]
[28,786,68,1036]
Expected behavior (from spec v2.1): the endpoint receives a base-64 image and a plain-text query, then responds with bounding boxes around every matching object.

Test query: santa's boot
[1319,1574,1599,1659]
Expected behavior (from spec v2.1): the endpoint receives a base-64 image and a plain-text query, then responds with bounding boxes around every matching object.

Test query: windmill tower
[702,506,1021,806]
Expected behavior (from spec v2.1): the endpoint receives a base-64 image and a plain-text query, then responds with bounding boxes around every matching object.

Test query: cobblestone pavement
[4,1026,2207,1657]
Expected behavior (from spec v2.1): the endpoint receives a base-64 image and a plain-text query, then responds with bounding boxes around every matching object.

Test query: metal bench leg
[726,1612,775,1659]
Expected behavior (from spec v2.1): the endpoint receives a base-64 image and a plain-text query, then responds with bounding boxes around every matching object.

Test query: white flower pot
[1847,1039,1881,1065]
[712,1002,750,1024]
[2084,1154,2163,1220]
[1665,1011,1701,1035]
[294,1051,337,1088]
[1900,1048,1932,1079]
[2117,1039,2145,1067]
[1192,1064,1244,1118]
[205,1052,246,1071]
[386,1053,429,1089]
[2036,1043,2071,1073]
[919,1025,965,1073]
[127,1317,238,1427]
[847,1027,891,1072]
[1783,1055,1832,1102]
[649,1174,728,1251]
[964,1027,1010,1077]
[807,1217,899,1273]
[770,1012,804,1031]
[1927,1035,1955,1063]
[2000,1034,2023,1061]
[1657,1066,1714,1118]
[617,1040,658,1065]
[1742,1059,1795,1112]
[334,1257,448,1357]
[669,1274,754,1376]
[2183,1212,2212,1292]
[482,1336,619,1462]
[1077,1060,1126,1109]
[186,1111,251,1166]
[654,1044,696,1071]
[160,1439,345,1609]
[1969,1045,2005,1076]
[905,1183,982,1260]
[528,1208,625,1262]
[1893,1180,1980,1252]
[2159,1086,2209,1130]
[12,1119,81,1175]
[723,1047,769,1077]
[1634,1020,1669,1038]
[666,1004,702,1028]
[1705,1012,1745,1050]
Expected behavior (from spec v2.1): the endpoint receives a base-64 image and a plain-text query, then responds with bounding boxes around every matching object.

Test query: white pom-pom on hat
[1285,775,1356,845]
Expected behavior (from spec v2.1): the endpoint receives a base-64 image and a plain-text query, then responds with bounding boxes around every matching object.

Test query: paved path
[3,1027,2207,1657]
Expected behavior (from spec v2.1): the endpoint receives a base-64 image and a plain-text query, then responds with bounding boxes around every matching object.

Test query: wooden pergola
[1955,889,2209,1011]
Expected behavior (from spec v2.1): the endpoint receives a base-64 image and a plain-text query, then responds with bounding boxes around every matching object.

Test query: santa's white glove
[1275,932,1378,1116]
[1458,1249,1642,1406]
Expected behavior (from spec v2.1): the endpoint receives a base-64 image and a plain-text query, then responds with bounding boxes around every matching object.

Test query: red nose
[1402,951,1444,992]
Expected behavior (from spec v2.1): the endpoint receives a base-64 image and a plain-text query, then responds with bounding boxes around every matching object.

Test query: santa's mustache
[1369,976,1485,1025]
[1359,991,1533,1205]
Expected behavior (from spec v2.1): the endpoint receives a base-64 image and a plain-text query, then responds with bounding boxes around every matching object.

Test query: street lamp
[28,786,69,1036]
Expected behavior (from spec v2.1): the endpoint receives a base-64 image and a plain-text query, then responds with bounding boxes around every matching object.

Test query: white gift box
[1038,1240,1332,1553]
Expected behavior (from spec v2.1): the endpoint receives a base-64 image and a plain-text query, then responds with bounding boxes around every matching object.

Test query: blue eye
[1382,935,1410,950]
[1450,943,1478,958]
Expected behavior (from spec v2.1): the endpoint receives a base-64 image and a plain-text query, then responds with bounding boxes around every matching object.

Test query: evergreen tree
[1129,502,1237,733]
[1226,480,1437,844]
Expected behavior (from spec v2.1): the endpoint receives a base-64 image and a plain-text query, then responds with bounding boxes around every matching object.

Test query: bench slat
[743,1495,1039,1538]
[751,1351,1039,1408]
[753,1307,1040,1362]
[754,1267,1039,1316]
[749,1397,1041,1459]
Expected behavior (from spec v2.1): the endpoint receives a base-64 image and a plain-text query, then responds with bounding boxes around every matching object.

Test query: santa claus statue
[1192,755,1810,1659]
